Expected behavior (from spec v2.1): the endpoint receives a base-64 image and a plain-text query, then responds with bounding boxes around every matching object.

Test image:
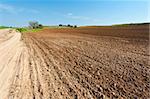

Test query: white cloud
[65,13,100,22]
[0,4,16,14]
[69,16,90,20]
[65,13,90,20]
[16,7,39,14]
[0,3,39,14]
[67,13,73,16]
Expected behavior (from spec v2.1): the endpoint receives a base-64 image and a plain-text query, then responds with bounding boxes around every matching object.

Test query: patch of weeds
[16,28,28,32]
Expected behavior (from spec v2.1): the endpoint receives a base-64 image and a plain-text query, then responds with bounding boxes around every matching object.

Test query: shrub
[16,28,27,32]
[38,24,43,28]
[67,24,71,27]
[59,24,62,26]
[74,25,77,28]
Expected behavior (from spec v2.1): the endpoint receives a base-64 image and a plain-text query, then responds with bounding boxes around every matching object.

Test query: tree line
[28,21,78,29]
[59,24,77,28]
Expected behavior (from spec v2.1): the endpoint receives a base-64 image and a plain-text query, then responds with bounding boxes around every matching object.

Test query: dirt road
[0,26,150,99]
[0,29,26,98]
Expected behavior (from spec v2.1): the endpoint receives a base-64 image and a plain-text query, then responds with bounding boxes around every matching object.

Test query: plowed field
[0,25,150,99]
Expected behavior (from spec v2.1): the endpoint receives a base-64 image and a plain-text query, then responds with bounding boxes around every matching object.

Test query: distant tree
[74,25,77,28]
[29,21,39,29]
[39,24,43,28]
[67,24,71,27]
[59,24,62,26]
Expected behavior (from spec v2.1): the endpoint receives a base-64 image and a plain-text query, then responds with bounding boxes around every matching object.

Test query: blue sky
[0,0,149,27]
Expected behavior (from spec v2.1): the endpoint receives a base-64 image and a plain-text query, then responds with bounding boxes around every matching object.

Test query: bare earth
[0,29,27,98]
[0,25,150,99]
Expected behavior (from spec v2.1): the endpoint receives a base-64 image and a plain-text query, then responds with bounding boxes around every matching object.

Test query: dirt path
[0,29,26,98]
[0,27,150,99]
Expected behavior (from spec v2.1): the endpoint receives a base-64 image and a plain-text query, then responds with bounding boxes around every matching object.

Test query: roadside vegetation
[16,28,28,32]
[16,21,43,33]
[16,27,43,33]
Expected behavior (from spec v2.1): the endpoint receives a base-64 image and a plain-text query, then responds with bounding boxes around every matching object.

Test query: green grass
[16,28,28,32]
[0,26,10,29]
[16,27,43,33]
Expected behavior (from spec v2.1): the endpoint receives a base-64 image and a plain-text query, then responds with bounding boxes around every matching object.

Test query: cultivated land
[0,25,150,99]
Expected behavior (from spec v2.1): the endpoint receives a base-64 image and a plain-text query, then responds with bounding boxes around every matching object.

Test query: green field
[0,26,10,29]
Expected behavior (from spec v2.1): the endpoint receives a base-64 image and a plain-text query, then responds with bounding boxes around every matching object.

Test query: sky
[0,0,149,27]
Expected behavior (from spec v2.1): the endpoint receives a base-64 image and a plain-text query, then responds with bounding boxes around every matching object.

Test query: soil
[0,25,150,99]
